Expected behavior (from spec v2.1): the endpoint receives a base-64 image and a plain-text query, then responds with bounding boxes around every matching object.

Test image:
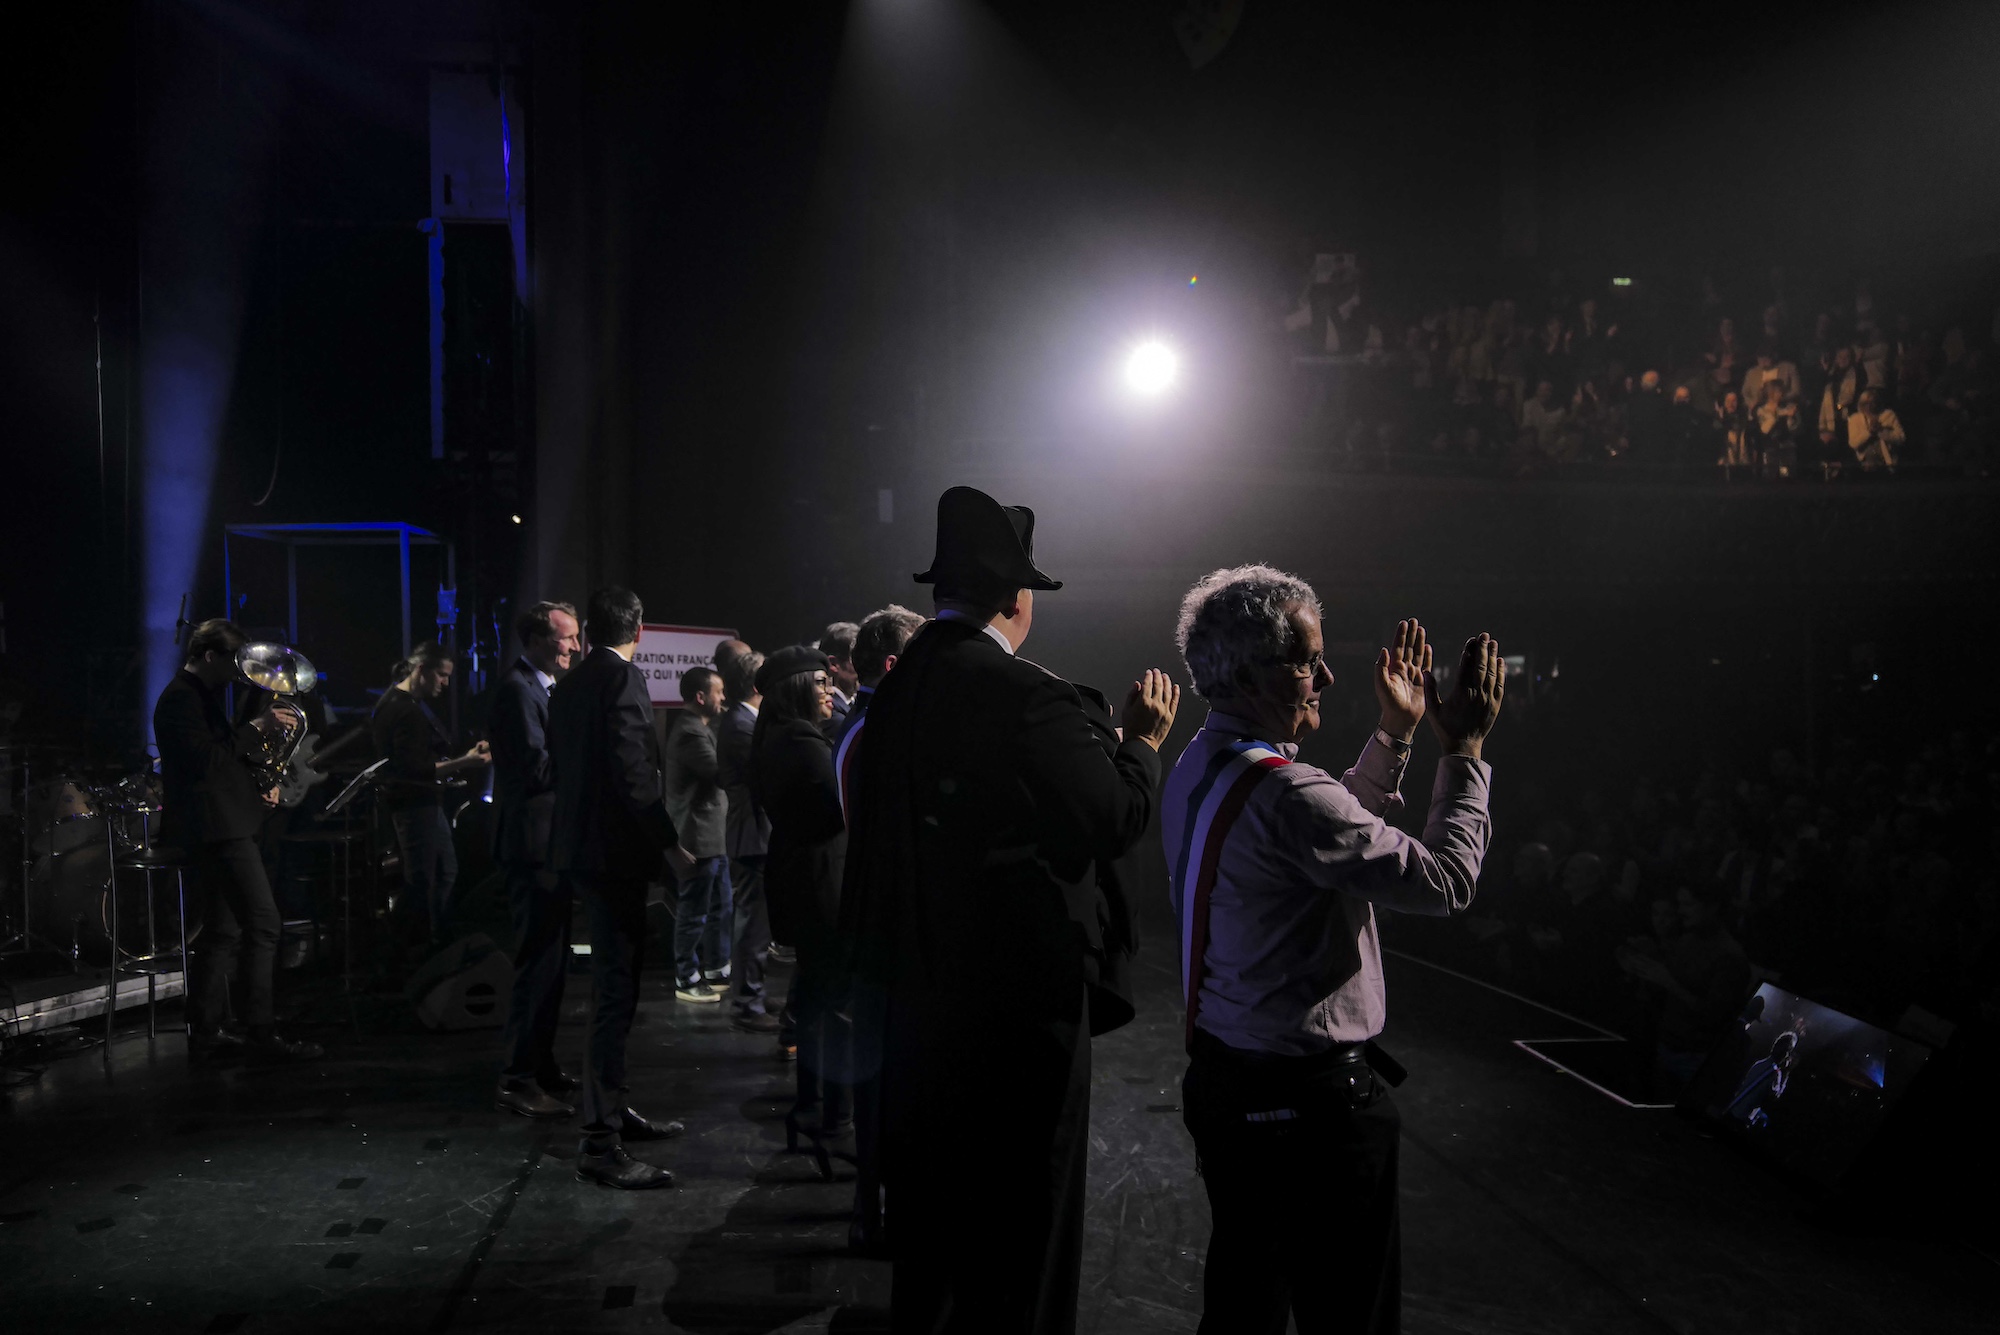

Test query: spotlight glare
[1124,340,1178,395]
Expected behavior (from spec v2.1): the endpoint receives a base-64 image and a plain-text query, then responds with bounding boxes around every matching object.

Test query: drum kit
[16,765,185,967]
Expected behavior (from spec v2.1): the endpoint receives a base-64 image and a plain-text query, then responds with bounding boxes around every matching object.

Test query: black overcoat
[838,616,1160,1332]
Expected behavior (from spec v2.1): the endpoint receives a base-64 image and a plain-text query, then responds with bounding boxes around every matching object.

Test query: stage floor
[0,946,1989,1333]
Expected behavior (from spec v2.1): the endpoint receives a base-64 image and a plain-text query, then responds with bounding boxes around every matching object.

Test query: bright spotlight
[1124,340,1178,395]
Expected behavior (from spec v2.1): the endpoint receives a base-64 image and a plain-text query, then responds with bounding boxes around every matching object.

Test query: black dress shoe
[188,1028,246,1063]
[245,1033,325,1062]
[575,1146,674,1189]
[537,1067,582,1096]
[620,1107,685,1141]
[497,1082,574,1120]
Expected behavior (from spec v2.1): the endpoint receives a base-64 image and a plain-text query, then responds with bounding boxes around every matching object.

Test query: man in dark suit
[548,586,685,1188]
[154,618,321,1063]
[842,488,1180,1331]
[716,647,780,1034]
[492,600,582,1119]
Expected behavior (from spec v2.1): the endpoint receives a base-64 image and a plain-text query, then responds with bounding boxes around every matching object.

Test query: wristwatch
[1373,727,1413,758]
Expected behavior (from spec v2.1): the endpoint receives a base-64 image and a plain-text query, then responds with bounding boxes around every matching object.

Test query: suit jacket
[663,709,727,859]
[489,658,555,865]
[154,670,268,848]
[717,701,771,860]
[841,618,1161,1028]
[547,646,677,880]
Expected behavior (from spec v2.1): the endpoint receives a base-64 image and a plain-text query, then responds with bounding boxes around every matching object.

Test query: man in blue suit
[492,600,583,1119]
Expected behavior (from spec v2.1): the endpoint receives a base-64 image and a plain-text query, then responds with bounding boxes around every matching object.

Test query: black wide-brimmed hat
[754,644,829,696]
[913,486,1063,593]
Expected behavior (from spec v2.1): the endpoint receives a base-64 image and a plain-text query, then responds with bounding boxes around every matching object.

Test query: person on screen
[1725,1028,1801,1128]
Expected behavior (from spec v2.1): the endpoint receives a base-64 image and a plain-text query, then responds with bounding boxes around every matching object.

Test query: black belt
[1190,1027,1406,1087]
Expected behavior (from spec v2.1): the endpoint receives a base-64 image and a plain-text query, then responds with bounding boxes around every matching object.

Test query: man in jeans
[663,666,732,1003]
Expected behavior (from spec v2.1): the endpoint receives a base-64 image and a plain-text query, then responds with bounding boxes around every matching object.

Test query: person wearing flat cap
[748,644,852,1169]
[840,485,1182,1333]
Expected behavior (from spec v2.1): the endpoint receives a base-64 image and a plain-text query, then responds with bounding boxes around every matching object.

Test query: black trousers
[498,864,571,1086]
[888,992,1090,1334]
[789,900,850,1131]
[728,854,770,1013]
[1181,1035,1401,1335]
[577,875,648,1154]
[188,837,282,1034]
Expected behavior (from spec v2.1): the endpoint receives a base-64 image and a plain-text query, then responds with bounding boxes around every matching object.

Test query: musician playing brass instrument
[153,618,324,1062]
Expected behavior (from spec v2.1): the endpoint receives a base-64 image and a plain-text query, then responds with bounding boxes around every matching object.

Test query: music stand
[324,760,387,998]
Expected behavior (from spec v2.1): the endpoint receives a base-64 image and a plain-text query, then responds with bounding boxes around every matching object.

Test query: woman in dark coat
[749,645,849,1174]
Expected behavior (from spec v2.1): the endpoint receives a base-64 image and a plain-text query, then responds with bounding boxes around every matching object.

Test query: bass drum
[27,779,102,856]
[30,846,196,966]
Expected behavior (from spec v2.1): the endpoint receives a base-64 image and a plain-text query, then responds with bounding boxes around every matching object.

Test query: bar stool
[106,835,195,1058]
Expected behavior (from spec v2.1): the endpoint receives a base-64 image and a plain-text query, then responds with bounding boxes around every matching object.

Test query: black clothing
[489,659,555,865]
[752,711,849,1128]
[546,646,677,1157]
[1182,1030,1401,1335]
[1073,683,1152,1038]
[662,710,727,859]
[577,874,651,1153]
[547,646,677,879]
[154,670,268,849]
[371,687,444,813]
[187,839,282,1033]
[914,484,1064,591]
[499,865,572,1086]
[717,701,771,860]
[755,644,830,695]
[842,616,1162,1331]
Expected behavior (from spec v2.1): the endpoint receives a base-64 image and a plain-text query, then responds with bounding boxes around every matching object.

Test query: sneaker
[674,982,722,1004]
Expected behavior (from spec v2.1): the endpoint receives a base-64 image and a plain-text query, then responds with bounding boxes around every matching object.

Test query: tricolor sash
[1172,735,1291,1051]
[834,712,866,821]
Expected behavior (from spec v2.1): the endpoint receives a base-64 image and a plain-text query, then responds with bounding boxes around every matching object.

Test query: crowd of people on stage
[1283,254,2000,478]
[1391,713,2000,1097]
[150,485,1518,1333]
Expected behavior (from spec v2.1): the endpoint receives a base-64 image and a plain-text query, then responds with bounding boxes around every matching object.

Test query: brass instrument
[236,643,320,790]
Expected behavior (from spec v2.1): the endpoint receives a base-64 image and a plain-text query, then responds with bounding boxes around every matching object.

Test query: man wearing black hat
[842,487,1181,1332]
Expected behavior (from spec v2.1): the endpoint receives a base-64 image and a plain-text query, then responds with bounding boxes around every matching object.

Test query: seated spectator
[1619,880,1753,1098]
[1624,369,1669,464]
[1666,384,1704,470]
[1752,379,1801,476]
[1844,387,1904,470]
[1713,389,1752,467]
[1532,314,1572,395]
[1817,346,1865,456]
[1855,319,1891,390]
[1740,344,1800,410]
[1521,379,1567,453]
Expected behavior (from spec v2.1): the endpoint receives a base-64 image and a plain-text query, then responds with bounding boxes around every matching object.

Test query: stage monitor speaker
[407,933,513,1031]
[1680,983,1935,1192]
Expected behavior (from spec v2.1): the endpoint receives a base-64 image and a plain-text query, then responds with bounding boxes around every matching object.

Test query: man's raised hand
[1423,633,1504,759]
[1373,618,1431,740]
[1121,668,1182,751]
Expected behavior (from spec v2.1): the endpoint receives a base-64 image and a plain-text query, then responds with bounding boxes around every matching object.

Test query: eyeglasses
[1260,652,1327,679]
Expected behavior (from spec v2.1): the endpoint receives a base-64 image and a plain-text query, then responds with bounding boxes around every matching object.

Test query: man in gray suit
[663,665,732,1004]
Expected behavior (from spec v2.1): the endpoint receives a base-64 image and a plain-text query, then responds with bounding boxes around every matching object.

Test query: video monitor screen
[1681,984,1932,1188]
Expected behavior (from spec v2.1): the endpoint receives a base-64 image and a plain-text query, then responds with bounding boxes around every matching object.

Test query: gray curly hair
[1175,565,1321,701]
